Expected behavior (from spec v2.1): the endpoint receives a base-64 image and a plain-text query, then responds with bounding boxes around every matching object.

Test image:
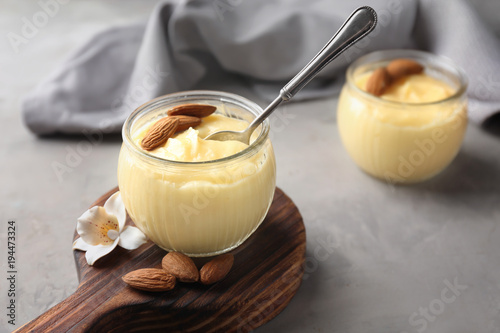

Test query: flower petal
[72,237,92,252]
[85,239,119,265]
[118,226,148,250]
[77,206,119,246]
[104,192,126,231]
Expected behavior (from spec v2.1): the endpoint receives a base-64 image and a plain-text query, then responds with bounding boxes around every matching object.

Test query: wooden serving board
[16,187,306,333]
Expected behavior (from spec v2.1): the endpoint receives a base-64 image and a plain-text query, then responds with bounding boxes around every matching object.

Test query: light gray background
[1,1,500,332]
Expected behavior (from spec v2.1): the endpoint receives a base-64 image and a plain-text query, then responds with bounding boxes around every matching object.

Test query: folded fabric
[22,0,500,135]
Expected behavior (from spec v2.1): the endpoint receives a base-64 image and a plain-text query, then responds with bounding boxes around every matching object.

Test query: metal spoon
[205,6,377,144]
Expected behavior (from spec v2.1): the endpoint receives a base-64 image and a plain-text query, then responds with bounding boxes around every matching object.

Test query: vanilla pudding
[337,50,468,184]
[118,91,276,256]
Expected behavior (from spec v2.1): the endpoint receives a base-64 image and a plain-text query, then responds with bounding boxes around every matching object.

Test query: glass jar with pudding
[337,50,468,184]
[118,91,276,256]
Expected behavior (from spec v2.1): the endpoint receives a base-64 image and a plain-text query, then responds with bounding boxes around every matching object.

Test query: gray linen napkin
[22,0,500,135]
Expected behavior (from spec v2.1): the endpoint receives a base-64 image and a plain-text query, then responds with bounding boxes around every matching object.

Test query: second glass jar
[337,50,468,184]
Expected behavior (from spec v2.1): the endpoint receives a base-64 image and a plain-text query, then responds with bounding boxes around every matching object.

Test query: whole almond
[366,67,391,96]
[162,252,199,283]
[141,117,179,151]
[200,253,234,285]
[171,115,202,133]
[122,268,176,292]
[386,59,424,80]
[167,104,216,118]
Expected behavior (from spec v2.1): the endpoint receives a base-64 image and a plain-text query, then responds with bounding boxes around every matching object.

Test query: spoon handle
[246,6,377,134]
[280,6,377,101]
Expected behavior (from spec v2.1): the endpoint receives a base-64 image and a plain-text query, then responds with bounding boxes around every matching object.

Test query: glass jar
[337,50,468,184]
[118,91,276,256]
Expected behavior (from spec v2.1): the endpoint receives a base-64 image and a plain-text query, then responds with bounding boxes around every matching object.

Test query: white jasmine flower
[72,192,147,265]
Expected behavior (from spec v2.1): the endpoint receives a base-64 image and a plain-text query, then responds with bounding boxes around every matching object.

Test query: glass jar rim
[122,90,270,166]
[346,49,468,107]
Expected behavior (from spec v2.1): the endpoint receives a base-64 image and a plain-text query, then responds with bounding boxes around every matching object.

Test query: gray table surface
[2,1,500,332]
